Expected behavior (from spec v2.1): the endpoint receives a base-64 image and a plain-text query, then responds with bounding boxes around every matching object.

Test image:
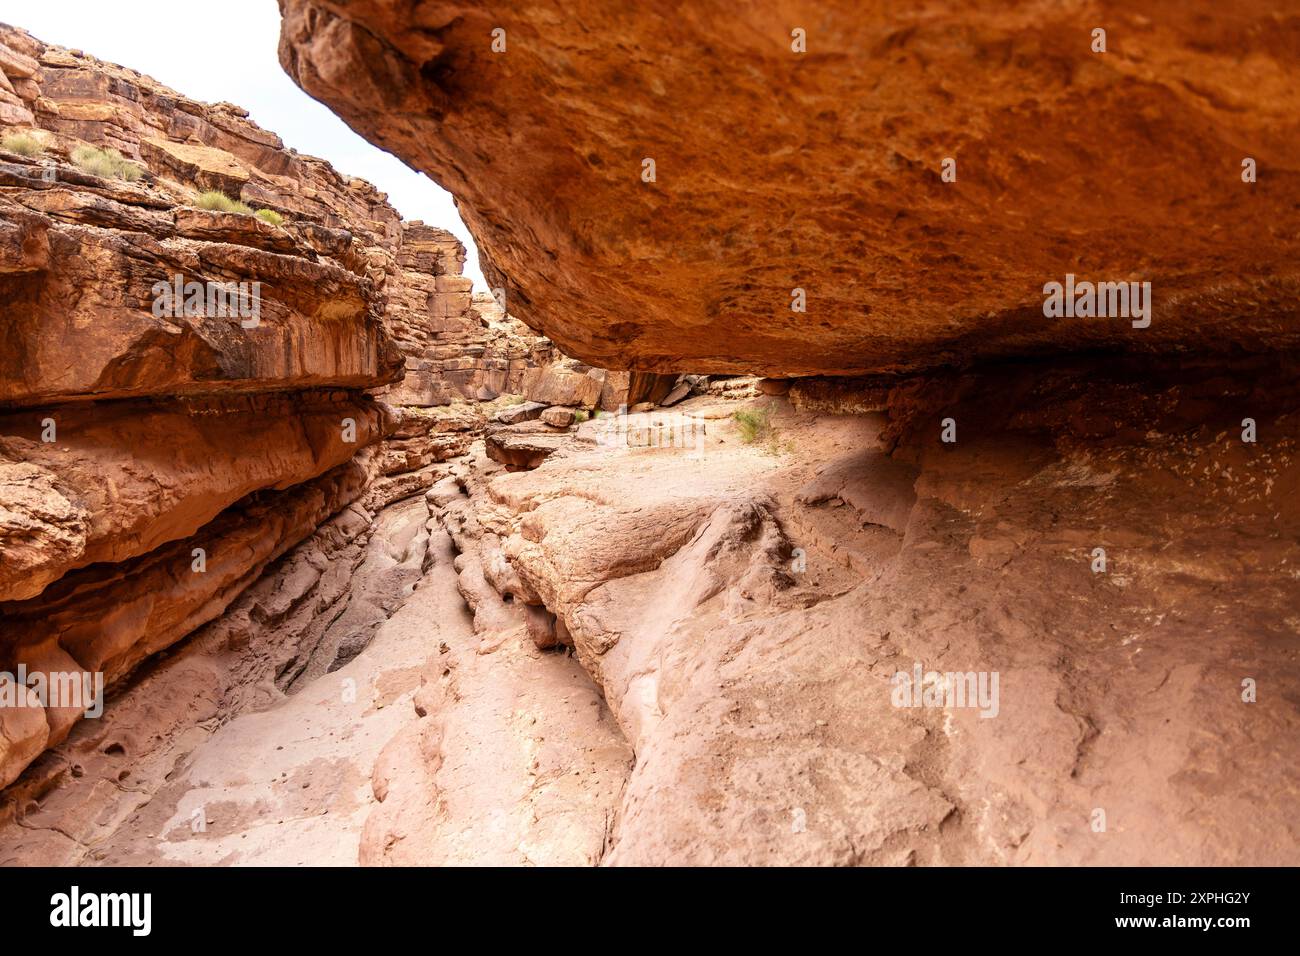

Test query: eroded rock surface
[0,23,643,805]
[280,0,1300,376]
[418,358,1299,864]
[0,23,413,782]
[0,473,631,866]
[4,10,1298,869]
[0,24,574,786]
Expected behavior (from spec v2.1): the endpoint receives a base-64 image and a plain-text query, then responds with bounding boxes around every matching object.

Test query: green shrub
[71,145,143,181]
[196,190,253,215]
[254,208,284,226]
[1,133,42,157]
[733,406,771,445]
[573,409,590,424]
[733,404,790,455]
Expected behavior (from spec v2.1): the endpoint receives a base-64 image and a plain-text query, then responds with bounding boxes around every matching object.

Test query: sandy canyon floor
[3,357,1296,866]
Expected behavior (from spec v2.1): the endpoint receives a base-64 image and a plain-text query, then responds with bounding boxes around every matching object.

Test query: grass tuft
[1,133,42,157]
[71,145,143,181]
[734,404,792,455]
[196,190,254,215]
[254,208,284,226]
[733,406,771,444]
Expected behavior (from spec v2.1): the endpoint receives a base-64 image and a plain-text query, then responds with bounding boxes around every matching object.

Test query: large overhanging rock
[279,1,1300,376]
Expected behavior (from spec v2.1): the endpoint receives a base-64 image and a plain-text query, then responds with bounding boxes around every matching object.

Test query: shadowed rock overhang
[279,0,1300,377]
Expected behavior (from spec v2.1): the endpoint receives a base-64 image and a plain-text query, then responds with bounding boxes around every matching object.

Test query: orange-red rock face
[377,227,559,407]
[0,393,390,602]
[0,25,406,405]
[2,4,1296,867]
[0,23,618,790]
[0,25,414,785]
[279,0,1300,376]
[0,201,398,406]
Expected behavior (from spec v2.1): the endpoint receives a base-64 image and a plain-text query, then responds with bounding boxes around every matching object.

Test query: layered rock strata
[0,467,632,865]
[0,23,402,784]
[378,227,550,407]
[6,3,1298,869]
[0,22,647,793]
[0,25,471,786]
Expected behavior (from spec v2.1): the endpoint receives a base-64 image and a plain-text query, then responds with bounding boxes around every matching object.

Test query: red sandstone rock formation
[0,22,412,783]
[0,23,568,787]
[3,4,1298,870]
[265,1,1300,867]
[0,20,642,791]
[278,0,1300,376]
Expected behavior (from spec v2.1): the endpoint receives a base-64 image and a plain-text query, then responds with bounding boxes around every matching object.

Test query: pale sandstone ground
[4,357,1293,866]
[403,357,1299,865]
[0,493,630,866]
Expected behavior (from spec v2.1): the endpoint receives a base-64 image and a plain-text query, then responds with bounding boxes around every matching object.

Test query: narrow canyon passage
[2,491,631,865]
[3,355,1297,865]
[100,500,474,866]
[2,497,459,863]
[2,3,1298,873]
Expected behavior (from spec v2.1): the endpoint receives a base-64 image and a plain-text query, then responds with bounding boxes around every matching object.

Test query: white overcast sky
[0,0,486,286]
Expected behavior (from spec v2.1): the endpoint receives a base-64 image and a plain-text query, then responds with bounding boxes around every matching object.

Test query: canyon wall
[0,23,408,785]
[0,23,585,788]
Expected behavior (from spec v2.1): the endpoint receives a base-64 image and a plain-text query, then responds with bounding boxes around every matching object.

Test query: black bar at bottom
[0,865,1289,943]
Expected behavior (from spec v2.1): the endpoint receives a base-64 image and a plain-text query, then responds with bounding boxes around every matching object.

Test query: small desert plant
[734,404,791,455]
[1,133,42,157]
[573,409,590,424]
[197,190,254,214]
[254,208,284,226]
[71,145,143,181]
[733,406,772,444]
[196,190,253,215]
